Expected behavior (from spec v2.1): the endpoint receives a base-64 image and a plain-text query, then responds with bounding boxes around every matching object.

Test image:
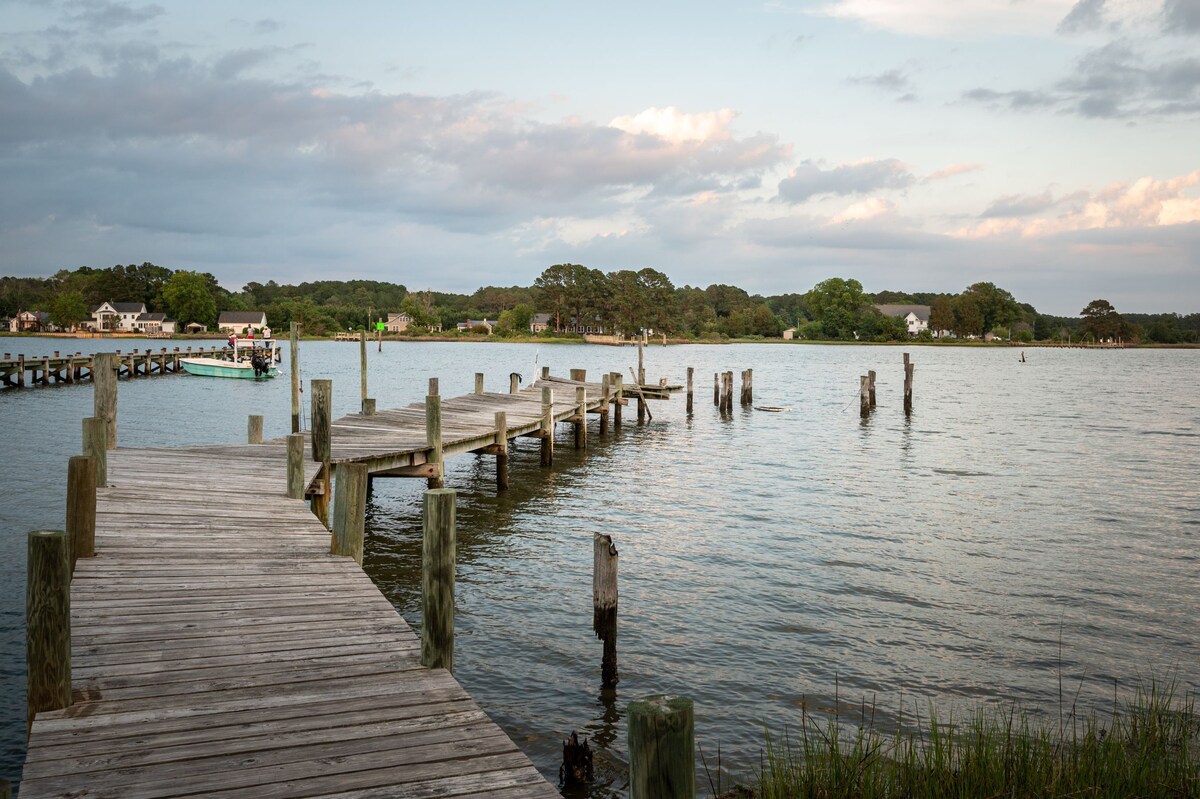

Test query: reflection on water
[1,340,1198,795]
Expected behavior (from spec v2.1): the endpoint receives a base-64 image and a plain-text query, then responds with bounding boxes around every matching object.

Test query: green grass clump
[754,680,1198,798]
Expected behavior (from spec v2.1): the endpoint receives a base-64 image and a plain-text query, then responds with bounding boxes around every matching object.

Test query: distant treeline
[2,263,1198,343]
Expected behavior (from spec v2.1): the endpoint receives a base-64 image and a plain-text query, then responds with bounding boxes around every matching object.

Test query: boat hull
[180,357,277,379]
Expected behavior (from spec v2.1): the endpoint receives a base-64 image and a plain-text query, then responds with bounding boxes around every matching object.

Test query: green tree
[929,295,954,335]
[806,277,867,320]
[162,270,218,328]
[953,294,984,337]
[49,289,89,330]
[1080,299,1123,341]
[962,282,1019,334]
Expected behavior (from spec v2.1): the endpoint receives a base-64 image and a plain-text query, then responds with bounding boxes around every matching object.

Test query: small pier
[19,365,678,797]
[0,346,275,389]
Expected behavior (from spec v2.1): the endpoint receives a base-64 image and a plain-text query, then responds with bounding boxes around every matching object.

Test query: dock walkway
[19,372,672,797]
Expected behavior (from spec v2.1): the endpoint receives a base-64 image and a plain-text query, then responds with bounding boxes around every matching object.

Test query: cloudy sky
[2,0,1198,314]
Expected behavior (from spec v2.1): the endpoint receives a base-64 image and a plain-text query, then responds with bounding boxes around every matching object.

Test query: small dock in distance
[19,365,678,798]
[0,346,269,389]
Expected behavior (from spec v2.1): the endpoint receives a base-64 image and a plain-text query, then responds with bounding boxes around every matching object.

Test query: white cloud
[925,163,984,182]
[828,197,897,224]
[815,0,1075,36]
[609,106,736,143]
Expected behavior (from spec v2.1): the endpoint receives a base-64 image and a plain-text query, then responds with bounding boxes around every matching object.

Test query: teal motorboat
[181,341,278,379]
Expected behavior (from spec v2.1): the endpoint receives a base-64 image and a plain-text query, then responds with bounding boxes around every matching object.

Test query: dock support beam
[575,386,588,450]
[287,433,305,500]
[93,352,117,448]
[247,415,263,444]
[331,463,368,565]
[599,375,610,435]
[311,379,332,526]
[495,411,509,491]
[628,695,695,799]
[613,373,623,427]
[27,530,71,734]
[540,386,554,467]
[66,456,96,571]
[82,417,107,488]
[290,322,301,433]
[422,488,456,672]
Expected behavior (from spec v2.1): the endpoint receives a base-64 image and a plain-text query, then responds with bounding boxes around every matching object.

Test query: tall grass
[753,679,1198,798]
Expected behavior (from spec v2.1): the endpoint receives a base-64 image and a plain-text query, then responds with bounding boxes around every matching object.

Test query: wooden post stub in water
[287,433,305,500]
[66,456,96,570]
[427,379,444,489]
[421,488,456,672]
[93,352,117,448]
[713,372,719,406]
[686,367,693,415]
[27,530,71,733]
[540,386,554,467]
[289,322,300,433]
[561,731,594,788]
[860,376,870,418]
[494,411,509,491]
[247,415,263,444]
[82,417,107,488]
[599,374,610,435]
[331,463,368,565]
[593,533,618,616]
[903,352,913,413]
[475,372,484,395]
[746,367,753,405]
[868,370,876,407]
[575,386,587,450]
[628,695,695,799]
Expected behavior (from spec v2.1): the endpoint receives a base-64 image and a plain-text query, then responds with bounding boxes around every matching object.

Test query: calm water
[1,338,1197,794]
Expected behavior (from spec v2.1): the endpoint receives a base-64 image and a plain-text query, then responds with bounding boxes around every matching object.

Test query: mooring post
[747,367,753,405]
[614,373,624,427]
[359,331,368,414]
[540,386,554,466]
[66,456,96,572]
[860,375,871,418]
[713,372,719,406]
[593,533,619,688]
[509,372,519,394]
[495,411,509,491]
[637,336,645,386]
[247,415,263,444]
[93,352,117,448]
[628,695,695,799]
[331,463,368,565]
[26,530,71,734]
[599,374,610,435]
[904,352,914,414]
[868,369,876,407]
[475,372,484,395]
[575,386,588,450]
[686,367,694,415]
[82,417,107,488]
[422,488,456,671]
[541,365,550,380]
[287,433,305,500]
[362,398,376,415]
[311,379,332,526]
[290,322,301,433]
[427,377,444,489]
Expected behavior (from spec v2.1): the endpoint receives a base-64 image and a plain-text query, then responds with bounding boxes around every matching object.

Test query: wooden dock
[0,346,265,388]
[20,369,676,797]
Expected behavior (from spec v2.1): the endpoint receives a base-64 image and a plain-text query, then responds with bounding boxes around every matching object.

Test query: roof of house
[218,311,268,324]
[874,304,931,321]
[137,313,169,322]
[386,312,412,321]
[531,313,552,324]
[90,301,147,314]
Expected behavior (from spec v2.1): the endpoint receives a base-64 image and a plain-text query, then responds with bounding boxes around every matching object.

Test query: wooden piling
[331,463,368,565]
[66,456,96,570]
[628,695,695,799]
[287,433,305,500]
[362,398,376,416]
[570,368,585,382]
[311,379,332,526]
[541,365,550,380]
[426,378,444,489]
[509,372,519,394]
[421,488,456,672]
[82,417,107,488]
[474,372,484,395]
[868,369,877,407]
[686,367,694,415]
[540,386,554,467]
[714,372,719,406]
[599,375,610,435]
[247,415,264,444]
[860,375,871,418]
[637,336,645,386]
[16,355,23,387]
[494,411,509,491]
[359,331,368,411]
[593,532,619,688]
[93,352,117,448]
[575,386,588,450]
[746,368,753,405]
[903,352,914,413]
[614,373,623,427]
[289,322,301,433]
[27,530,71,733]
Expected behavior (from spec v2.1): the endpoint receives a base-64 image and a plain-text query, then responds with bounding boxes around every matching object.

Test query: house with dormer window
[89,301,147,332]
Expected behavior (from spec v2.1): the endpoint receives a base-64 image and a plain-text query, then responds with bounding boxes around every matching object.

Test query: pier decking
[21,371,675,797]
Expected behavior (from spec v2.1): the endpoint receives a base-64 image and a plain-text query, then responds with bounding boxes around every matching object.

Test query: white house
[9,310,52,332]
[456,318,494,334]
[90,301,147,331]
[874,304,931,336]
[133,313,177,335]
[529,313,552,333]
[385,312,412,333]
[217,311,268,334]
